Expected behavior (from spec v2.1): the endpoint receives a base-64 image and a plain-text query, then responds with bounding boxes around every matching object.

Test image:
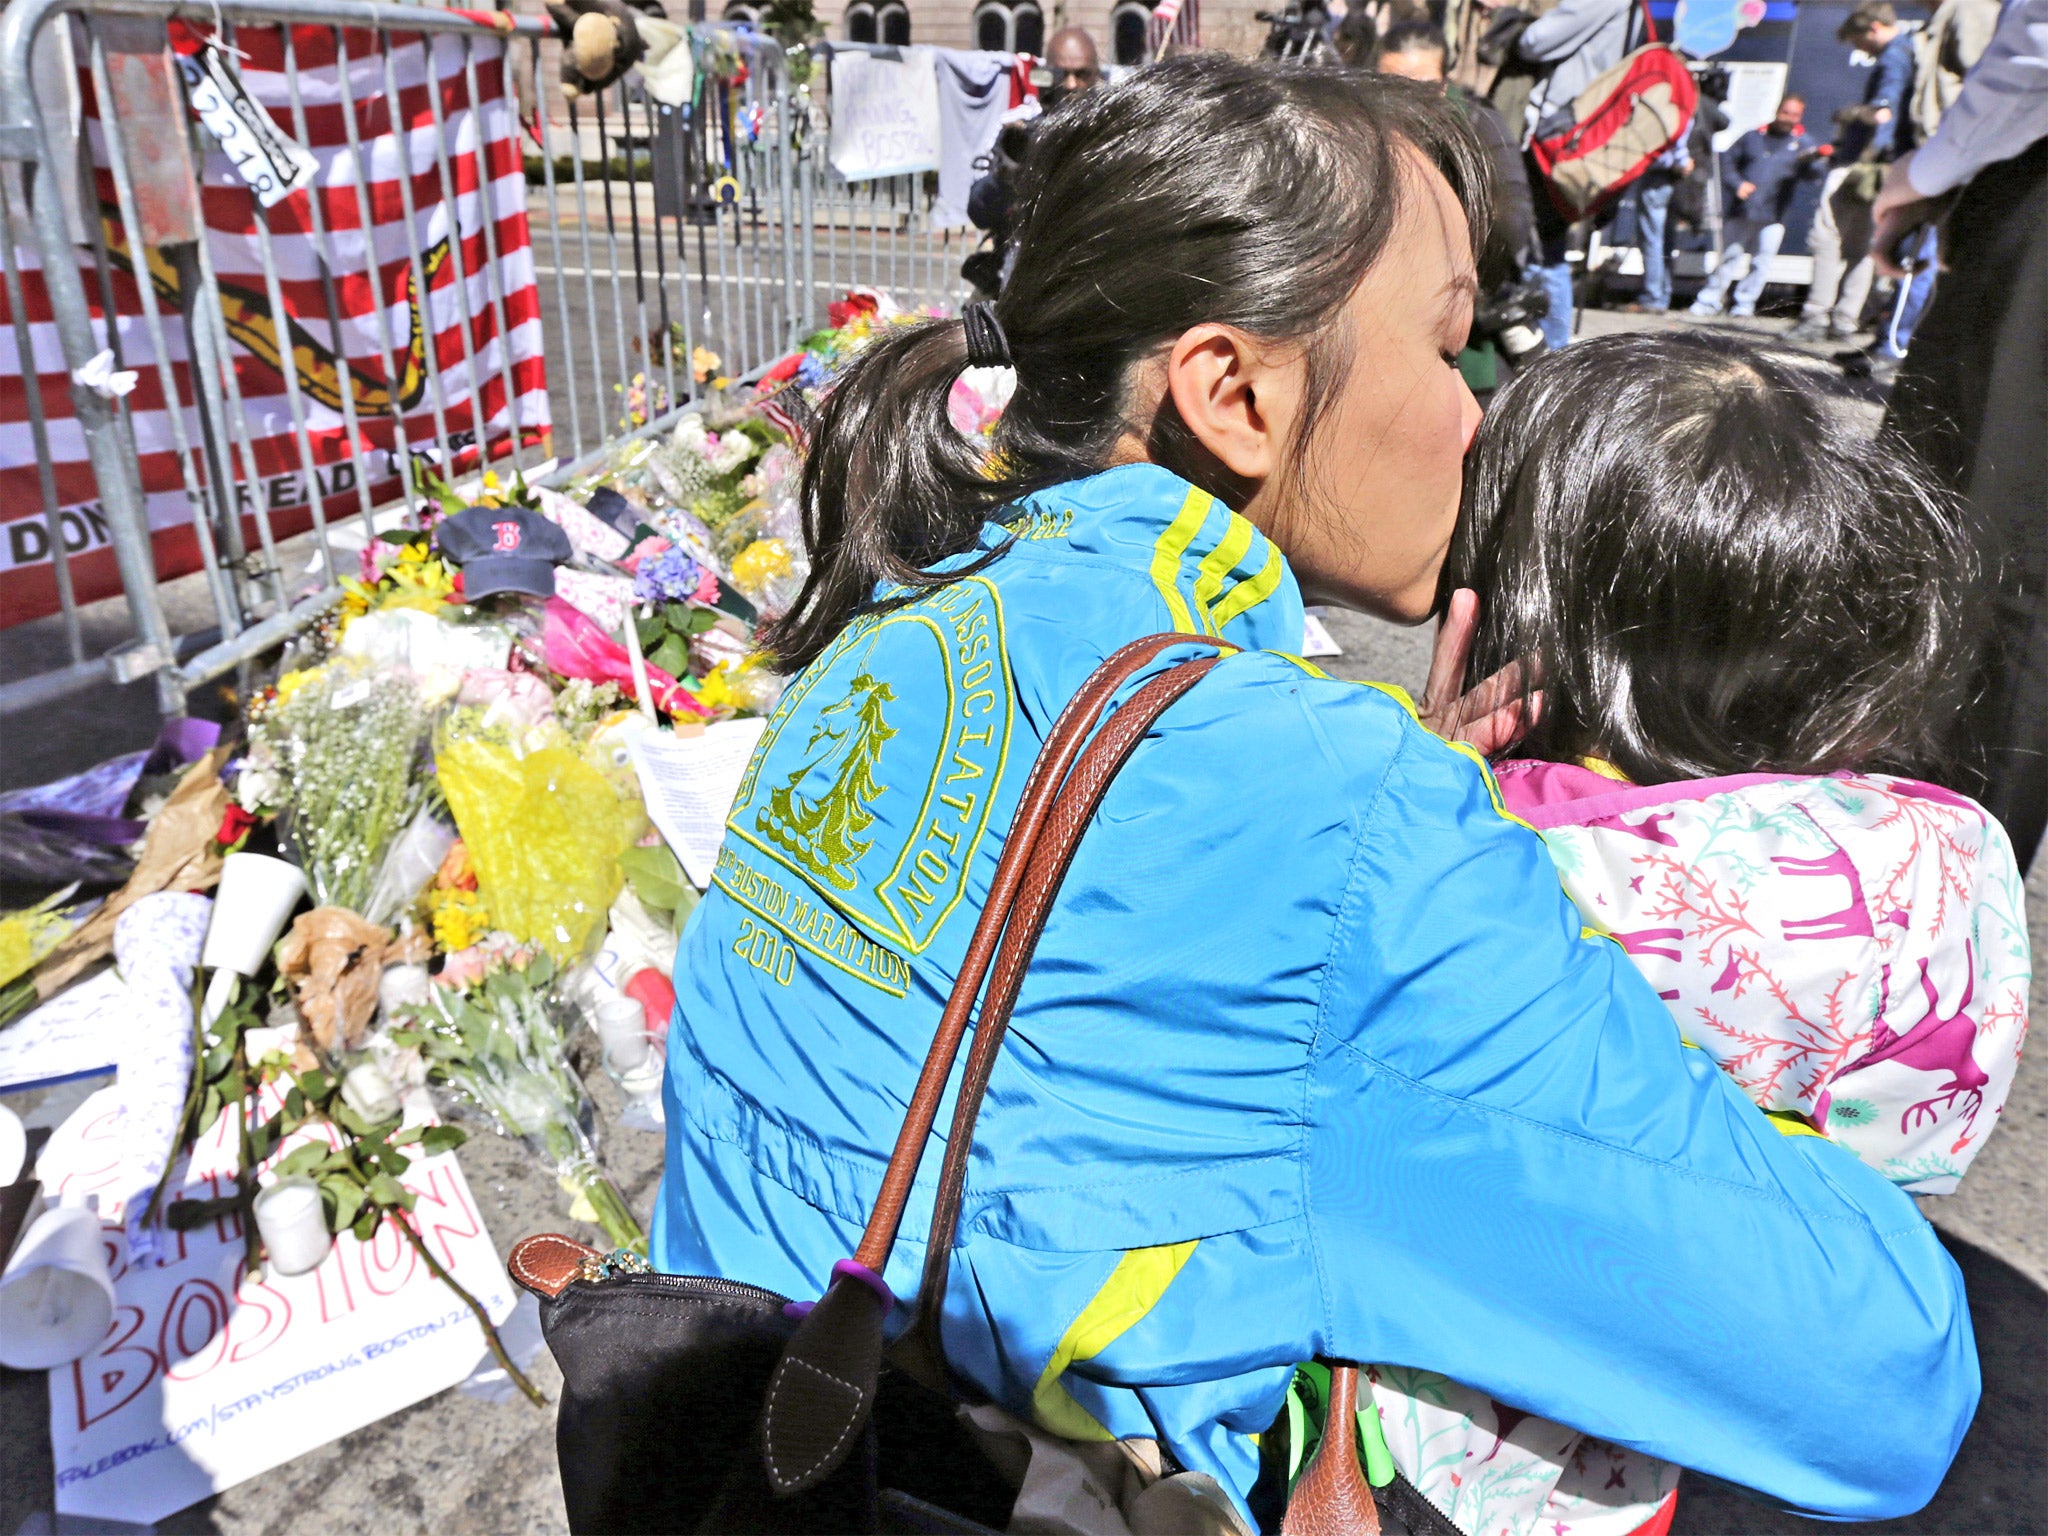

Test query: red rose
[216,802,258,850]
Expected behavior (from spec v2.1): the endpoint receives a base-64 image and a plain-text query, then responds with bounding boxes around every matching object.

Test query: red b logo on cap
[491,520,521,553]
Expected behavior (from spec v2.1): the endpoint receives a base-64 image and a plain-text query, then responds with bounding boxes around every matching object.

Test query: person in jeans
[1787,2,1919,342]
[1690,95,1832,317]
[1875,0,2048,870]
[1515,0,1637,346]
[1627,142,1693,312]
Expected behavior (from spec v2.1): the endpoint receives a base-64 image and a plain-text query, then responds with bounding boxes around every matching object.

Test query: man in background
[1786,2,1918,343]
[1689,95,1831,317]
[1376,19,1536,278]
[1377,20,1543,400]
[1041,27,1101,108]
[963,27,1103,296]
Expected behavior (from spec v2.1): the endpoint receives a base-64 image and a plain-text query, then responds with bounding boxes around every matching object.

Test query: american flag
[1147,0,1202,57]
[0,24,549,628]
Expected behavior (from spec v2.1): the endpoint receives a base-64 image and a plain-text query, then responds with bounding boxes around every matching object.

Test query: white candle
[254,1178,332,1276]
[593,996,651,1074]
[340,1062,403,1125]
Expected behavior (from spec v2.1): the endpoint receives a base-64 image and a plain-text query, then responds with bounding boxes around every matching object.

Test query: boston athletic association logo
[717,576,1014,990]
[757,671,897,892]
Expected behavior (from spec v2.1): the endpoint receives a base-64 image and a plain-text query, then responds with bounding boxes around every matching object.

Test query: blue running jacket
[655,464,1976,1525]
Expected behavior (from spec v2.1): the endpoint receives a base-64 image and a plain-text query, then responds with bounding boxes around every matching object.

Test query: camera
[1257,3,1331,61]
[1474,276,1551,367]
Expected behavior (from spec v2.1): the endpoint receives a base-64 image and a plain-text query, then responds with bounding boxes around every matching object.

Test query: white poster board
[829,47,941,181]
[35,1085,516,1526]
[1712,62,1791,153]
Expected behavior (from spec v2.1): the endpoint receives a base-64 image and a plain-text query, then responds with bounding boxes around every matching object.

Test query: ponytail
[764,57,1493,674]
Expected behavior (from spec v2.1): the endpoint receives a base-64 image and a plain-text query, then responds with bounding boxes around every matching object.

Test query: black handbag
[510,634,1393,1535]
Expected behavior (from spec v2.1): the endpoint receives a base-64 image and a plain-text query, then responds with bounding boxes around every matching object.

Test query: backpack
[1528,1,1697,223]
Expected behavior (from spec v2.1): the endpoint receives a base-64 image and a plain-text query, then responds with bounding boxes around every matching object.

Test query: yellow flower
[0,890,88,989]
[380,555,458,613]
[274,666,324,706]
[426,886,490,953]
[694,662,737,712]
[729,537,793,598]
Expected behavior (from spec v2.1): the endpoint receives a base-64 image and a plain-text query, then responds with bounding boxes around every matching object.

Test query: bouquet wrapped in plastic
[245,660,437,912]
[392,945,643,1250]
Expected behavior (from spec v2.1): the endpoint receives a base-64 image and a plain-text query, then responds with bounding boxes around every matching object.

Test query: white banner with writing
[34,1085,516,1525]
[830,47,942,181]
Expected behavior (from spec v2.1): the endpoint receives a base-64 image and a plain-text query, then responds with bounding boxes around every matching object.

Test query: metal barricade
[0,0,979,720]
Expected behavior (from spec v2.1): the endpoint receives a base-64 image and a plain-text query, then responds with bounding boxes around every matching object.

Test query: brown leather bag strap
[1282,1363,1382,1536]
[761,635,1233,1497]
[851,631,1229,1272]
[907,653,1225,1340]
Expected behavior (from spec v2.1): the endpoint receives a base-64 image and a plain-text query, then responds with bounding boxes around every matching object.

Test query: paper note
[630,719,768,888]
[37,1084,515,1526]
[0,968,126,1091]
[177,46,317,208]
[829,48,941,181]
[1301,613,1343,659]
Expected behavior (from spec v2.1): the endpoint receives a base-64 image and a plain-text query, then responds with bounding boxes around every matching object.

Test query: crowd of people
[614,5,2046,1533]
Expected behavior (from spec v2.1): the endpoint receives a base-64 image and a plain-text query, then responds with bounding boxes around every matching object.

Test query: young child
[1353,332,2030,1536]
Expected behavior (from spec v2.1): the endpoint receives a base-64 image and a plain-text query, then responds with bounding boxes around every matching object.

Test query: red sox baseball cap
[434,505,573,600]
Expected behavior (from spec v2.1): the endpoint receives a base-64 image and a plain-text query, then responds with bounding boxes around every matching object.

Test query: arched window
[1014,4,1044,55]
[974,2,1011,50]
[722,2,760,22]
[845,3,877,43]
[1111,3,1150,65]
[879,2,911,45]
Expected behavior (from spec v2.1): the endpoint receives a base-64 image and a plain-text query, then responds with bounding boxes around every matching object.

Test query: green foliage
[617,843,697,928]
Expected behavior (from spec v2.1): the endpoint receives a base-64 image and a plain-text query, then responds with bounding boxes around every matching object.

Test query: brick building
[714,2,1270,64]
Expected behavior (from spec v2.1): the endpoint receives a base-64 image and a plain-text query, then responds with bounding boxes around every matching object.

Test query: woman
[655,58,1974,1528]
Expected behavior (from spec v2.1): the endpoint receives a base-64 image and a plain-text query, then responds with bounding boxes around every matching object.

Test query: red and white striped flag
[1148,0,1202,56]
[0,24,549,629]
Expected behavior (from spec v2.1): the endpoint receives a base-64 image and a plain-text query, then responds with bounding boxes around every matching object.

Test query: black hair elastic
[961,300,1013,368]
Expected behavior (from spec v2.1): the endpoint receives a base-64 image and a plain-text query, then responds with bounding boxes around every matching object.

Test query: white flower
[672,414,712,457]
[236,761,284,815]
[708,432,754,475]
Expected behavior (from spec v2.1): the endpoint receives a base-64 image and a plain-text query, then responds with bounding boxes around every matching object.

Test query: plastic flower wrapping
[1,284,941,1292]
[248,660,437,912]
[391,948,641,1250]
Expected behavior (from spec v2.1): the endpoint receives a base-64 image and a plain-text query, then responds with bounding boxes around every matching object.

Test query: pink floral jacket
[1359,762,2030,1536]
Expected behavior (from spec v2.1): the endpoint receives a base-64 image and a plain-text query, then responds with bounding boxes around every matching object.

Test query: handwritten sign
[35,1085,516,1526]
[0,969,125,1091]
[177,45,317,208]
[829,48,941,182]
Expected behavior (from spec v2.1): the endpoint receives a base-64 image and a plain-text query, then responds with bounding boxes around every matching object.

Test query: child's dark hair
[764,56,1493,673]
[1444,331,1972,783]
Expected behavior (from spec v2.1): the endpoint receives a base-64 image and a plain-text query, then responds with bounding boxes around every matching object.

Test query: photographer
[962,28,1104,298]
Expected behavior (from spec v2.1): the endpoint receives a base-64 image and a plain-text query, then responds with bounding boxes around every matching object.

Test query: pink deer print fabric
[1497,762,2031,1193]
[1345,765,2033,1536]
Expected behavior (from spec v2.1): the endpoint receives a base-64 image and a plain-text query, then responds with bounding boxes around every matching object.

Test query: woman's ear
[1161,325,1301,490]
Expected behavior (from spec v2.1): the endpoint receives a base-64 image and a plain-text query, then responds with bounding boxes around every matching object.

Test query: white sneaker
[1688,298,1723,317]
